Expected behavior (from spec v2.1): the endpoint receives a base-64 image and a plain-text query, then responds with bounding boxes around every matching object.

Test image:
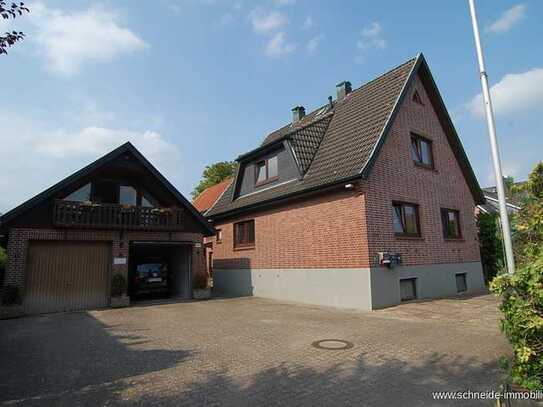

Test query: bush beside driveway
[0,295,509,406]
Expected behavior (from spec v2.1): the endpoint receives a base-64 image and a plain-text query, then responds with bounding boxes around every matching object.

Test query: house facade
[206,54,486,310]
[0,143,214,315]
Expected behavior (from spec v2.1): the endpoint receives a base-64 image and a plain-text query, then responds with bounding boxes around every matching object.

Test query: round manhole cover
[311,339,354,350]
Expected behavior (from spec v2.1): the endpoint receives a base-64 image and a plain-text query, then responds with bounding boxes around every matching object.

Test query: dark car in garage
[131,259,170,298]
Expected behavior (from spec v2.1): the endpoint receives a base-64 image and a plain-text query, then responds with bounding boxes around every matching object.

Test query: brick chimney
[292,106,305,124]
[336,81,352,101]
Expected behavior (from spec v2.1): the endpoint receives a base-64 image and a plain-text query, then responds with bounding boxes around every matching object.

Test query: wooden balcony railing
[53,200,184,231]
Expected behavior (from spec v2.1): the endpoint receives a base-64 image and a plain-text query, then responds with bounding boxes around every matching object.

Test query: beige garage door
[24,241,111,314]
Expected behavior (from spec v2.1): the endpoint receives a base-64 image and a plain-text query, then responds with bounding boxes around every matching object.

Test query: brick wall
[212,188,370,269]
[361,74,481,267]
[4,228,204,293]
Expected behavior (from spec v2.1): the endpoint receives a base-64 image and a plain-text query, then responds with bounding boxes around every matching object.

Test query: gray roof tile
[207,57,416,218]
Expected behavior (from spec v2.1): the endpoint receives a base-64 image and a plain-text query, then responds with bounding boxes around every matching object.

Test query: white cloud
[249,9,287,33]
[467,68,543,117]
[487,4,526,33]
[357,21,386,50]
[265,32,296,57]
[306,34,323,54]
[302,15,315,31]
[28,2,147,75]
[34,127,175,160]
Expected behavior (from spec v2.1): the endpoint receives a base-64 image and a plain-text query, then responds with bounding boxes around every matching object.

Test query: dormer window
[255,155,278,186]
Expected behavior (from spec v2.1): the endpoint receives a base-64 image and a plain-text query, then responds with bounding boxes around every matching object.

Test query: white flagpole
[468,0,515,274]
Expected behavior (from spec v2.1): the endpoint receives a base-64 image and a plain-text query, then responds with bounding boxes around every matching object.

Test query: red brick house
[0,142,214,314]
[206,54,486,310]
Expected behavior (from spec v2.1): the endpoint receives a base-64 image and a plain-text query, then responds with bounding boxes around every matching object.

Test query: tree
[192,161,237,199]
[477,212,504,283]
[513,162,543,263]
[1,1,30,55]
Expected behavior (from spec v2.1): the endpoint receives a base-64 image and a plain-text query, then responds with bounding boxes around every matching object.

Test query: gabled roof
[478,183,525,214]
[192,178,232,214]
[0,142,215,235]
[207,53,484,219]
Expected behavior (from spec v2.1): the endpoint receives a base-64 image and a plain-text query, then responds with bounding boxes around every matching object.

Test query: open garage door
[24,241,111,314]
[128,242,192,301]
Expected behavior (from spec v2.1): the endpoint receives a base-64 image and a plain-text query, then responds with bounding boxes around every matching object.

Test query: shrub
[513,162,543,263]
[490,257,543,390]
[491,162,543,391]
[192,270,209,290]
[111,273,127,297]
[2,285,22,306]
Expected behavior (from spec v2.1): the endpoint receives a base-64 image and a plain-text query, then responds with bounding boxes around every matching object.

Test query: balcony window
[64,183,91,202]
[141,191,158,208]
[119,185,137,206]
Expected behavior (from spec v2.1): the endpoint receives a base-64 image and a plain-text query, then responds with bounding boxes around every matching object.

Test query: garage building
[0,142,215,315]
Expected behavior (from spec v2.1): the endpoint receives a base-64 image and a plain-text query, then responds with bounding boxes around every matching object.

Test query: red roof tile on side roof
[192,178,232,213]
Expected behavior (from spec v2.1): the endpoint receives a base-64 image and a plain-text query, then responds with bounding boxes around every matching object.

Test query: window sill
[233,245,255,251]
[413,162,437,172]
[444,238,464,242]
[395,235,424,241]
[255,177,279,188]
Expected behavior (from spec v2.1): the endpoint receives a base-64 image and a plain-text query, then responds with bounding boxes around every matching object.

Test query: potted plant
[192,271,211,300]
[110,272,130,308]
[0,285,24,319]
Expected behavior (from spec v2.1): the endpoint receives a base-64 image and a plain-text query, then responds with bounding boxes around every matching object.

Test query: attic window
[255,155,278,186]
[412,90,424,105]
[410,134,434,169]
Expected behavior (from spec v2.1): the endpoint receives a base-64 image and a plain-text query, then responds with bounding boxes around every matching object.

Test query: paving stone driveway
[0,294,509,407]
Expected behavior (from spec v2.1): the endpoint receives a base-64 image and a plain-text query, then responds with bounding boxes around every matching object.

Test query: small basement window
[456,273,468,293]
[255,155,279,186]
[234,220,255,249]
[400,278,417,302]
[410,134,434,168]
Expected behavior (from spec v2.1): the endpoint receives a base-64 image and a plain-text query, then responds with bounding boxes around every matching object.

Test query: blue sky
[1,0,541,212]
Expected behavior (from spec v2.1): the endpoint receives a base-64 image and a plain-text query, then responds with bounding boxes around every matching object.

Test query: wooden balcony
[53,200,185,231]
